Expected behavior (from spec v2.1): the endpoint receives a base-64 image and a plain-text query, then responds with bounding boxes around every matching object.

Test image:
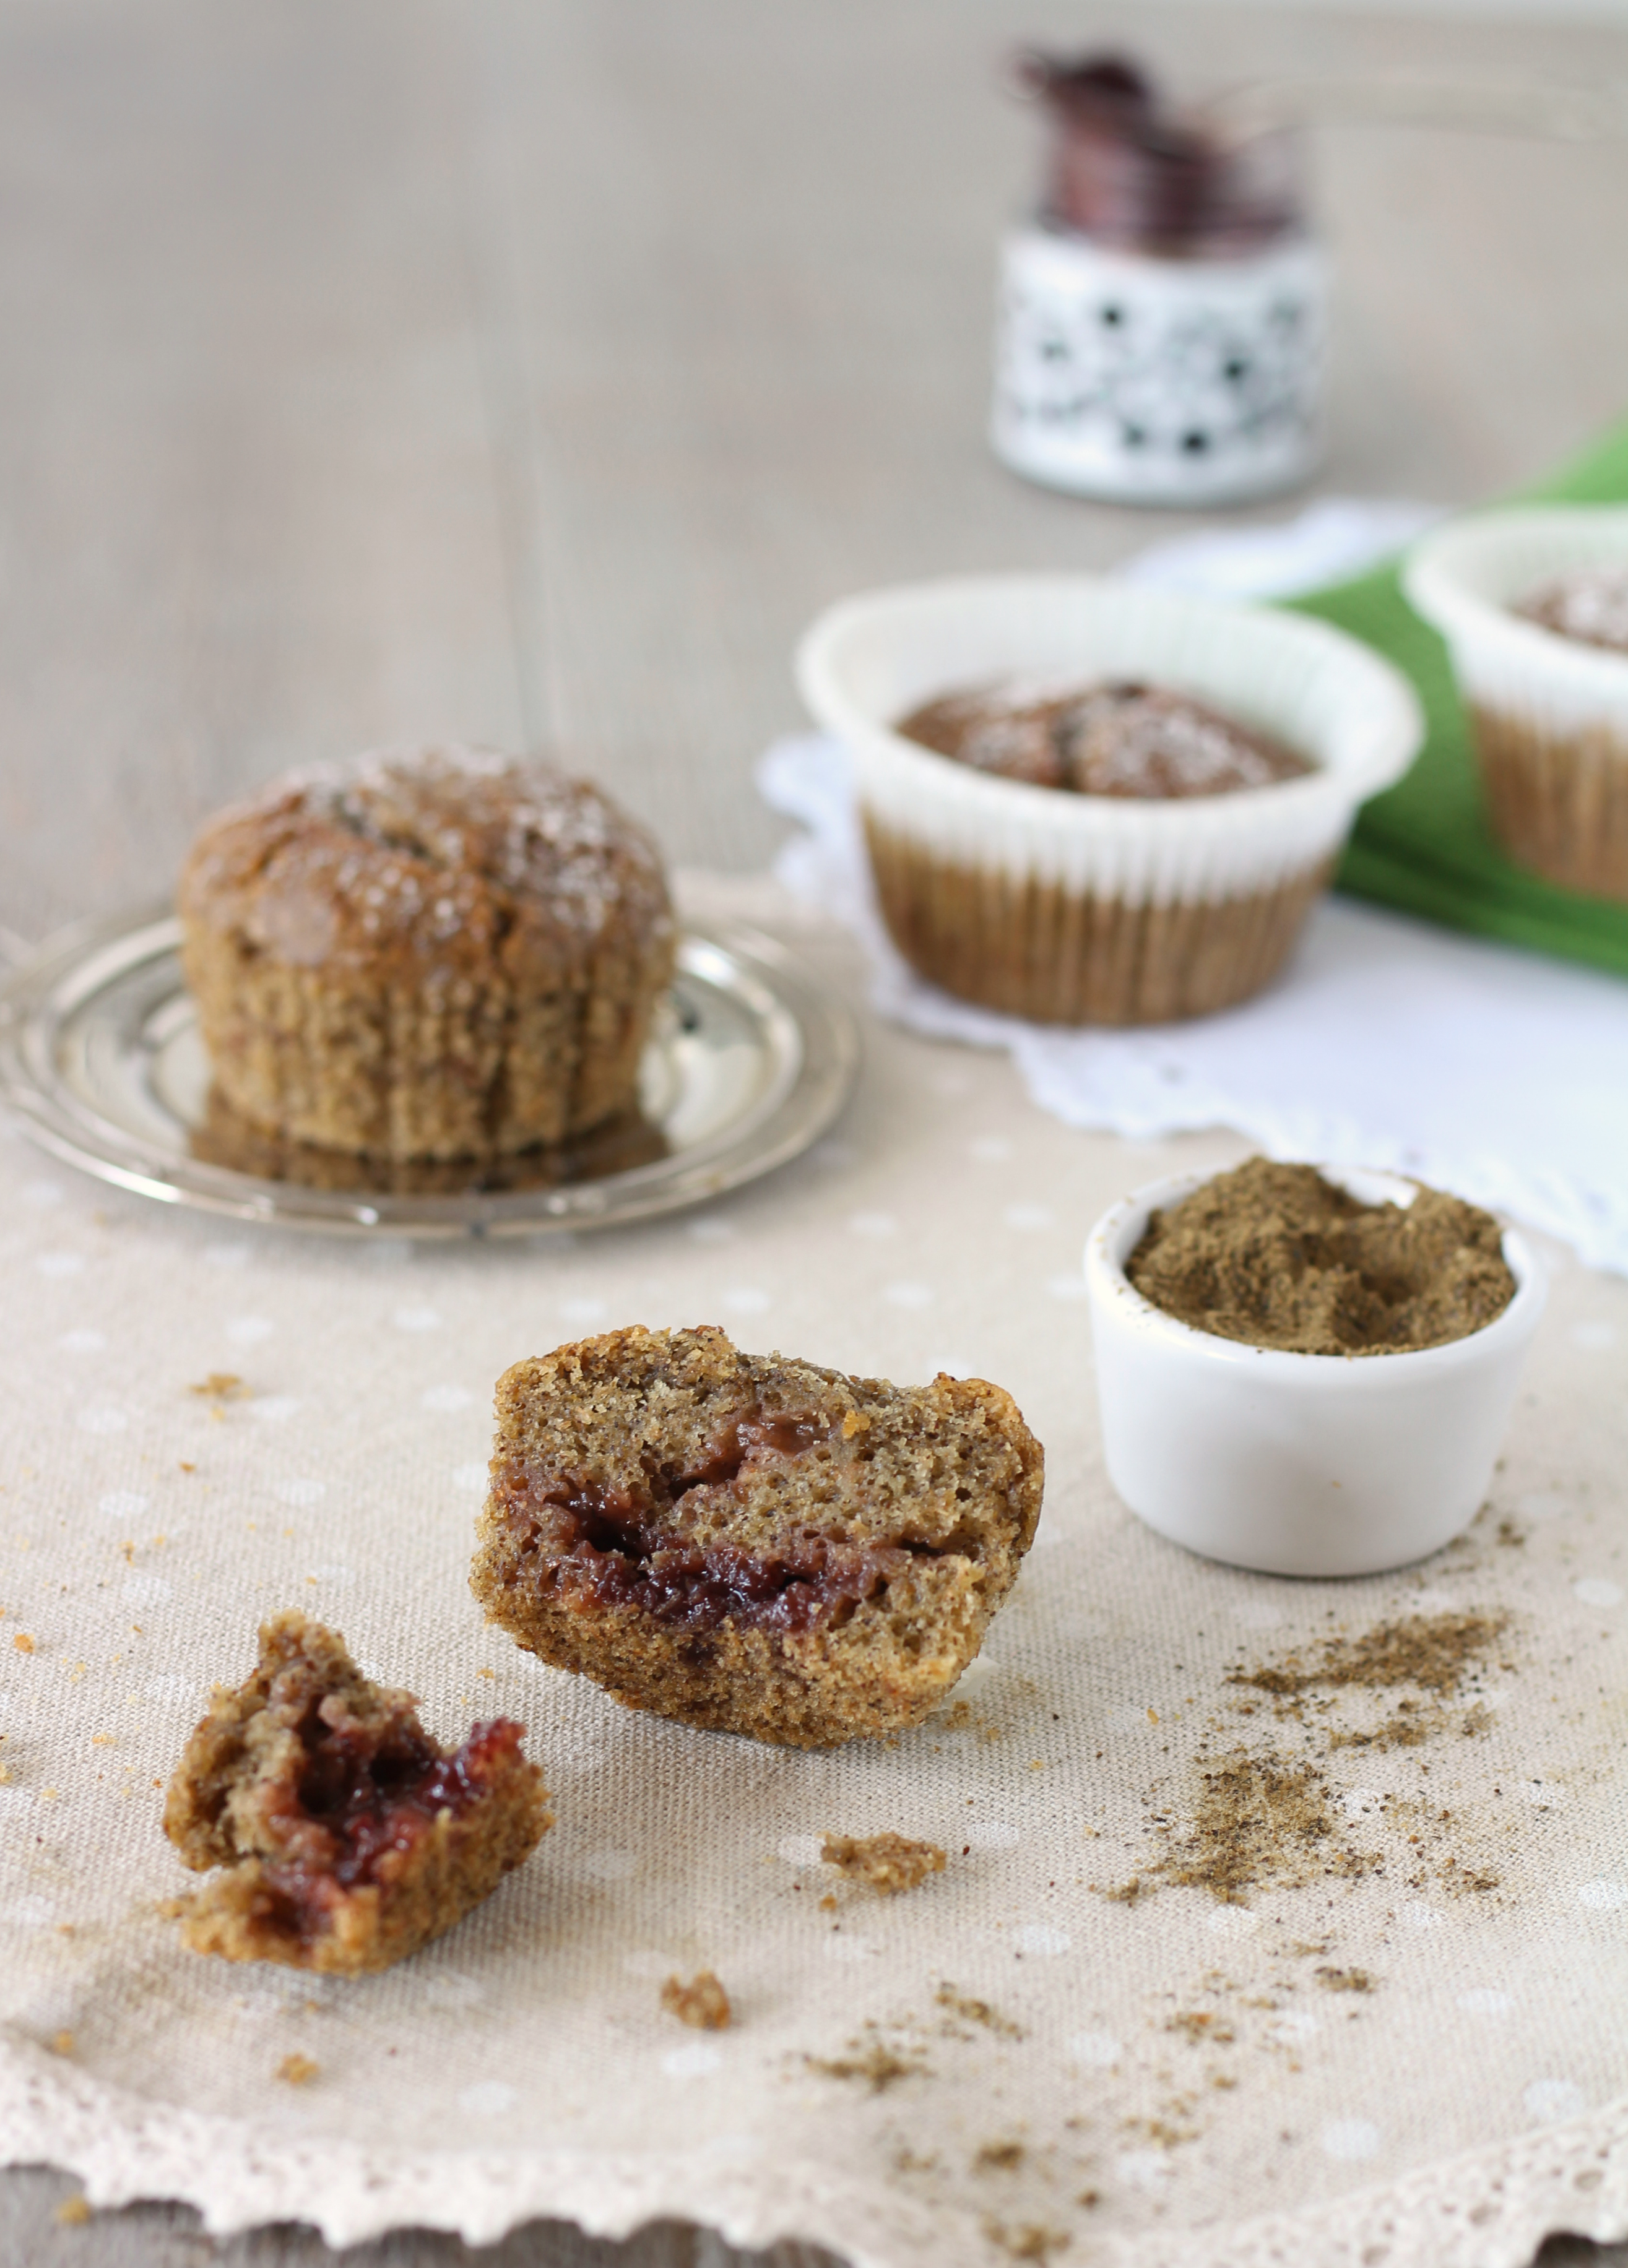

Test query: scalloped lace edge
[2,2042,1626,2267]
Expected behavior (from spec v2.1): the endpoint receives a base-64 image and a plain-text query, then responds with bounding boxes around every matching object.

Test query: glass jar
[991,54,1326,506]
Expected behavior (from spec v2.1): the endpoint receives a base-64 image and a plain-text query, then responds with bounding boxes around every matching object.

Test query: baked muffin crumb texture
[471,1325,1044,1748]
[163,1610,551,1973]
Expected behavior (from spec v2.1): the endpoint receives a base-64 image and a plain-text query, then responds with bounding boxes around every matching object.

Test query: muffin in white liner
[1404,507,1628,903]
[795,576,1422,1025]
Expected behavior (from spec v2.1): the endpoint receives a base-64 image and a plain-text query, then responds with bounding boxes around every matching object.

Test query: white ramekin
[1403,507,1628,900]
[1083,1168,1546,1578]
[795,576,1423,1025]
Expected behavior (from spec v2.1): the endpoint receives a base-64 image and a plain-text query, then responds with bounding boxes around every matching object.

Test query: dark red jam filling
[258,1709,524,1940]
[497,1410,940,1636]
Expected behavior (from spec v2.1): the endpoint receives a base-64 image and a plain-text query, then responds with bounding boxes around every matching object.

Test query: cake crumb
[189,1373,246,1400]
[807,2037,927,2093]
[982,2218,1069,2262]
[13,1634,34,1654]
[1315,1966,1375,1993]
[975,2140,1026,2172]
[935,1983,1024,2038]
[54,2195,92,2226]
[277,2053,320,2085]
[50,2030,75,2057]
[660,1972,731,2030]
[1167,2011,1236,2044]
[822,1832,946,1895]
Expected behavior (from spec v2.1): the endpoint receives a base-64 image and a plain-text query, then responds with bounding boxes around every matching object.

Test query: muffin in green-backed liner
[797,574,1422,1027]
[1406,506,1628,904]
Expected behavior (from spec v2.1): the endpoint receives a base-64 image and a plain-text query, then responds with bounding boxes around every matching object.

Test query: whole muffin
[1405,509,1628,903]
[797,577,1421,1027]
[179,745,675,1162]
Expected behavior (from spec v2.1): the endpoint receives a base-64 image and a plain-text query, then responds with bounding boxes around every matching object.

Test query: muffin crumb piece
[54,2196,92,2227]
[660,1971,732,2029]
[807,2035,927,2092]
[1315,1966,1374,1993]
[822,1832,946,1895]
[277,2053,321,2085]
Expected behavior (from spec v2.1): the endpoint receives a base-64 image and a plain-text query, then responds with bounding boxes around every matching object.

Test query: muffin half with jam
[470,1326,1044,1747]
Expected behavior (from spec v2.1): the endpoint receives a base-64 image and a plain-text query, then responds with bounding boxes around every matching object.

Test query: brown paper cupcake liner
[1470,705,1628,903]
[865,814,1333,1025]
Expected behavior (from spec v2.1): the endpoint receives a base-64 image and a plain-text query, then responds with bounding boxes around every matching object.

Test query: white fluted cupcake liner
[795,575,1421,1024]
[1405,508,1628,901]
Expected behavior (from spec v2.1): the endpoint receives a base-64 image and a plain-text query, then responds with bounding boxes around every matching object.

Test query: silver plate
[0,908,859,1238]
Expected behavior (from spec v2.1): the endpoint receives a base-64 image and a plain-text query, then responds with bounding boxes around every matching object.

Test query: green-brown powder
[1126,1158,1516,1355]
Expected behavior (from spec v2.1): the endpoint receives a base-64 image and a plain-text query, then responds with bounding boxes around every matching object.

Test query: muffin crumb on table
[821,1831,947,1894]
[471,1325,1043,1748]
[660,1972,732,2029]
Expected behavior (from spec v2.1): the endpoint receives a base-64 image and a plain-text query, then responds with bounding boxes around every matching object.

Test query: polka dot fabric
[0,875,1626,2267]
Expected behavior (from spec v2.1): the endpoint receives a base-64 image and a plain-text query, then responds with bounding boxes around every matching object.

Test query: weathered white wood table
[1,1,1626,2261]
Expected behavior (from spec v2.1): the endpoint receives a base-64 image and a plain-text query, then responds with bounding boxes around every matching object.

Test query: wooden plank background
[1,1,1626,2261]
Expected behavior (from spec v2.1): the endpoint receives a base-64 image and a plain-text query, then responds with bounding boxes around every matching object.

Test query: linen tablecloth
[0,875,1625,2268]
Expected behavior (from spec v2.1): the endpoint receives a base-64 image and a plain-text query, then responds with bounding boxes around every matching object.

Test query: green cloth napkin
[1288,416,1628,978]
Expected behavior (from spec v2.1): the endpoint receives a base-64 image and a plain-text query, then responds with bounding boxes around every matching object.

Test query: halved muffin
[470,1326,1044,1747]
